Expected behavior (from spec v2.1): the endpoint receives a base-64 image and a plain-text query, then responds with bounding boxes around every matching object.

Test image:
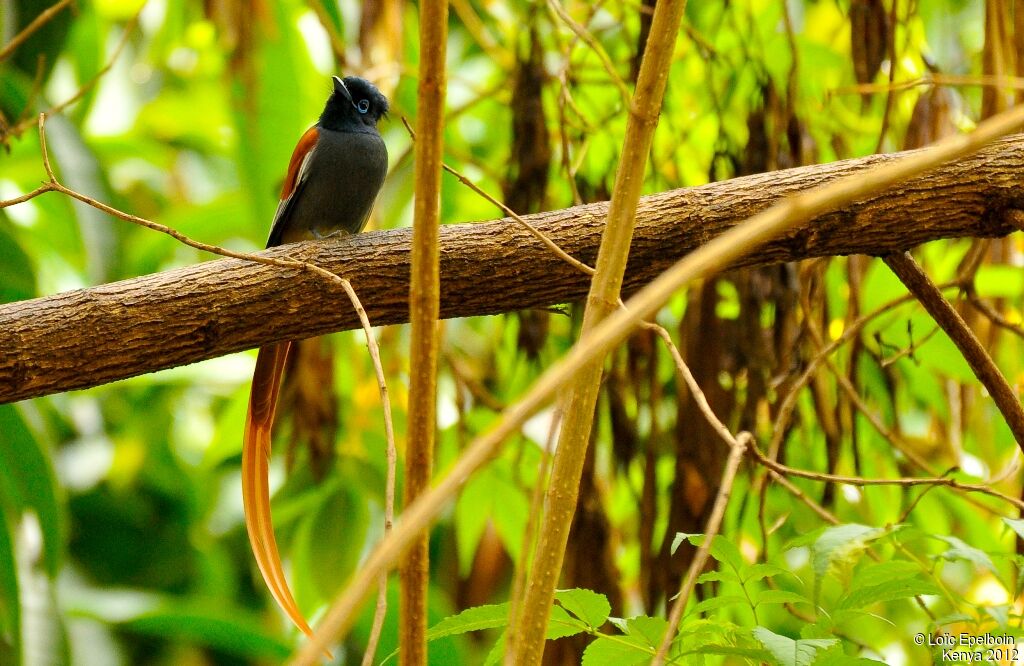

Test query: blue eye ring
[357,98,370,114]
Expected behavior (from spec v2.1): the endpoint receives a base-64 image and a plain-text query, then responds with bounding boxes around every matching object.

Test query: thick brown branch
[2,136,1024,404]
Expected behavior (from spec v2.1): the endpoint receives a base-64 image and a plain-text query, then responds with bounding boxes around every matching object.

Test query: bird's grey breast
[292,127,387,238]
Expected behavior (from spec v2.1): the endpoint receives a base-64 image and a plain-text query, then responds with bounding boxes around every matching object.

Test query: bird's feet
[312,228,351,241]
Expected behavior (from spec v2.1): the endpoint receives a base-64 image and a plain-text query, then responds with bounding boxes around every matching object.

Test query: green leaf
[483,630,506,666]
[489,477,529,564]
[455,466,528,577]
[555,588,611,628]
[66,589,289,660]
[695,644,772,660]
[0,507,20,665]
[696,570,733,584]
[811,524,890,599]
[752,627,838,666]
[671,532,700,555]
[581,634,653,666]
[423,600,585,649]
[692,595,748,614]
[310,485,369,593]
[0,405,63,578]
[985,604,1010,627]
[836,576,940,611]
[1003,517,1024,542]
[754,590,811,607]
[0,225,35,302]
[292,482,368,610]
[625,615,668,647]
[848,560,921,588]
[426,603,510,641]
[814,643,889,665]
[455,471,493,578]
[709,535,745,572]
[548,605,588,640]
[743,563,790,583]
[932,535,997,573]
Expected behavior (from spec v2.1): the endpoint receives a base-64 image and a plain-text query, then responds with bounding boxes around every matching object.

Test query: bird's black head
[319,76,389,132]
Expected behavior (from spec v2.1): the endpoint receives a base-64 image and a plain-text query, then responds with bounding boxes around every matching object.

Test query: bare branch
[3,136,1024,404]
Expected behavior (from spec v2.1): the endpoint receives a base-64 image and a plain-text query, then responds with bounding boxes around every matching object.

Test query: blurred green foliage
[2,0,1023,664]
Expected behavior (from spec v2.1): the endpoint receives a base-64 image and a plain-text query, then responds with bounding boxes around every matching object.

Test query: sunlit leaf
[752,626,838,666]
[555,588,611,629]
[426,603,509,641]
[581,634,653,666]
[930,534,997,577]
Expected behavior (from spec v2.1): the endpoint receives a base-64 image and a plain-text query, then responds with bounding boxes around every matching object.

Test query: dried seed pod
[850,0,889,95]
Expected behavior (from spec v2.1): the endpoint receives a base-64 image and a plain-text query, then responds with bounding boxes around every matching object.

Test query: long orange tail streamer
[242,342,330,657]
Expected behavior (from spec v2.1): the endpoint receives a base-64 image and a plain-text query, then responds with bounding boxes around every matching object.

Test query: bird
[242,75,388,642]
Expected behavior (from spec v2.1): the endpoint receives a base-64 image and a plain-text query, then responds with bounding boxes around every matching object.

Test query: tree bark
[2,136,1023,404]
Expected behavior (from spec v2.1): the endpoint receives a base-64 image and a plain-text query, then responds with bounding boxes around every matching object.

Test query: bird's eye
[357,99,370,114]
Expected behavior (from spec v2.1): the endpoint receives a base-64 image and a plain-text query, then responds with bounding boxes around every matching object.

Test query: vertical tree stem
[402,0,448,663]
[506,2,688,663]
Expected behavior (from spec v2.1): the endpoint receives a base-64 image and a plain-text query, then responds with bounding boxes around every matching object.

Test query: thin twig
[652,434,749,665]
[966,287,1024,340]
[769,471,839,524]
[638,311,751,663]
[878,324,940,367]
[768,282,962,461]
[22,114,338,281]
[7,12,139,140]
[401,116,595,276]
[831,73,1024,97]
[545,0,632,107]
[307,1,347,68]
[748,440,1024,511]
[641,317,738,448]
[0,183,53,208]
[798,278,1024,518]
[820,342,935,473]
[338,279,397,666]
[884,251,1024,451]
[0,0,75,62]
[449,0,512,69]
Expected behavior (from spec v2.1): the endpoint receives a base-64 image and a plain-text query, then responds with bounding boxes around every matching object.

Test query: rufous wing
[266,126,319,249]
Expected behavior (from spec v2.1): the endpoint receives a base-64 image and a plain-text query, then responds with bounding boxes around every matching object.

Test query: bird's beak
[333,76,353,103]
